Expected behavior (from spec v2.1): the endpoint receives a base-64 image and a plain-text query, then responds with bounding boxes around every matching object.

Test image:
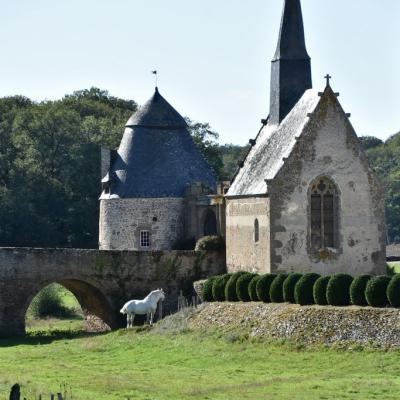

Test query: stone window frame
[254,219,260,243]
[307,175,341,256]
[139,230,151,249]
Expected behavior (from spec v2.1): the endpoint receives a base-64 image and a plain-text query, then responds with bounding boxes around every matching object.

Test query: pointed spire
[269,0,312,125]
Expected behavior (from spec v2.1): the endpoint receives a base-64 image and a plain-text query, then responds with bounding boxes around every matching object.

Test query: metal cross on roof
[325,74,332,87]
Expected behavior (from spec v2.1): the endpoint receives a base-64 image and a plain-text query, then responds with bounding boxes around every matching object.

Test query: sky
[0,0,399,145]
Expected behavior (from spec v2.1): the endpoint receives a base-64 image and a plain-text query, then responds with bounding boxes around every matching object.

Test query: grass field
[388,262,400,274]
[1,319,400,400]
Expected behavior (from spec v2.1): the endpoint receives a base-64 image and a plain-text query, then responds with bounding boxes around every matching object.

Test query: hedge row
[201,272,400,308]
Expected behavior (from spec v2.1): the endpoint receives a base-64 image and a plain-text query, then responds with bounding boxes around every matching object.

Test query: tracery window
[310,177,337,250]
[140,230,150,248]
[254,219,259,243]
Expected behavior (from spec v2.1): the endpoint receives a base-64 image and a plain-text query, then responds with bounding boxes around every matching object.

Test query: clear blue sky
[0,0,399,145]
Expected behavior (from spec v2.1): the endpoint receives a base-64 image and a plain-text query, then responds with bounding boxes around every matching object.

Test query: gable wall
[270,94,386,276]
[226,197,270,273]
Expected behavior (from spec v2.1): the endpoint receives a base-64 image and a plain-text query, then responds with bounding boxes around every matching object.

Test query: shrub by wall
[350,275,372,306]
[248,275,262,302]
[225,272,247,302]
[283,273,303,303]
[326,274,354,306]
[294,273,321,305]
[313,276,330,306]
[387,274,400,308]
[202,277,217,302]
[365,275,391,308]
[256,274,277,303]
[195,236,225,252]
[212,274,232,302]
[236,273,257,302]
[270,274,288,303]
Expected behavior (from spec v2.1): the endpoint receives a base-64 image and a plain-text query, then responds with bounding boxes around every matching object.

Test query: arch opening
[203,209,217,236]
[24,279,117,334]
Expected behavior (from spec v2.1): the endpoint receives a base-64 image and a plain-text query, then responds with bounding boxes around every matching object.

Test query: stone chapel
[225,0,386,275]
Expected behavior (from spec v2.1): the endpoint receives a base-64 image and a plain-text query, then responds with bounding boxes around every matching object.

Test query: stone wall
[225,197,270,273]
[0,248,226,336]
[99,198,185,250]
[269,91,386,275]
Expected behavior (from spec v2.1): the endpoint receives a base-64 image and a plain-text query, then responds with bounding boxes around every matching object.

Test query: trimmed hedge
[212,274,232,302]
[283,273,303,303]
[269,274,288,303]
[313,276,330,306]
[202,277,217,302]
[294,273,321,305]
[326,274,354,306]
[387,274,400,308]
[248,275,262,302]
[365,275,391,308]
[256,274,277,303]
[237,273,257,302]
[350,275,372,306]
[225,272,247,302]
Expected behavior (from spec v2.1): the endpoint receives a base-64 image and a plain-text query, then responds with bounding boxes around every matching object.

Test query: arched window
[203,210,217,236]
[310,177,338,250]
[254,219,259,243]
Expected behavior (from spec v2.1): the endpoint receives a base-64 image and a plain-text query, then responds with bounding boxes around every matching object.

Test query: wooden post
[9,384,20,400]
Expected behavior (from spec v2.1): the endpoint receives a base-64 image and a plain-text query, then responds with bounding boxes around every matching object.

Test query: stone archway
[21,279,118,335]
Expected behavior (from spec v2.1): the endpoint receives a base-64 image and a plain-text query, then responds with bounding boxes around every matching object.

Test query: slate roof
[227,89,321,196]
[101,88,216,199]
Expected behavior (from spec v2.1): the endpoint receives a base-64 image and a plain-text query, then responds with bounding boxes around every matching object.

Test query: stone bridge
[0,248,225,336]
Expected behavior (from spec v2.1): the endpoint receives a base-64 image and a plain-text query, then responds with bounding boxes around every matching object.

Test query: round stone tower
[99,88,216,250]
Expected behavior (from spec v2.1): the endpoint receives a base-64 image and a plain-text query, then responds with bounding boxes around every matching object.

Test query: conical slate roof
[103,88,216,199]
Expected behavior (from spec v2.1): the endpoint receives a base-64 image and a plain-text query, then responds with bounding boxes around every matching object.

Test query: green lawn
[388,262,400,274]
[1,323,400,400]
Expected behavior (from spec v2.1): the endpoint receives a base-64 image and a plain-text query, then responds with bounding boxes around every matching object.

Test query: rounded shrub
[365,275,391,308]
[313,276,330,305]
[294,273,321,305]
[212,274,232,302]
[387,274,400,308]
[195,236,225,252]
[269,274,288,303]
[248,275,262,301]
[225,272,247,302]
[350,275,372,306]
[326,274,354,306]
[236,273,257,302]
[283,273,303,303]
[256,274,277,303]
[202,277,217,302]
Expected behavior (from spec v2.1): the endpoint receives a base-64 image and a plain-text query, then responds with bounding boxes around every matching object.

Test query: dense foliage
[269,274,288,303]
[387,274,400,308]
[326,274,354,306]
[313,276,330,306]
[225,272,247,302]
[365,275,391,308]
[202,277,217,302]
[256,274,277,303]
[236,273,257,302]
[350,275,372,306]
[283,273,302,303]
[248,275,262,302]
[195,236,225,252]
[294,273,320,306]
[212,274,232,302]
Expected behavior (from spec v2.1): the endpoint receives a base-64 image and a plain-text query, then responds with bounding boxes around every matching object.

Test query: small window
[140,230,150,248]
[254,219,259,243]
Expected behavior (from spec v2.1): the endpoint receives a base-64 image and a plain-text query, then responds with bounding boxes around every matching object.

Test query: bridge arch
[22,278,119,334]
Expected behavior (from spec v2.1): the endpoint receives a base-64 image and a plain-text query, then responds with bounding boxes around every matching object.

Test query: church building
[225,0,386,275]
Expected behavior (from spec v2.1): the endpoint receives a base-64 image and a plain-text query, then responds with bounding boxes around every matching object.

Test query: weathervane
[152,70,158,88]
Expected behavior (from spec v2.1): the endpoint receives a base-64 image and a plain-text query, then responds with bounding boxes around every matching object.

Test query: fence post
[9,384,20,400]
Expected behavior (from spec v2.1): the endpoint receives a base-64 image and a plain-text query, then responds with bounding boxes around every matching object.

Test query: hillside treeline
[0,88,398,247]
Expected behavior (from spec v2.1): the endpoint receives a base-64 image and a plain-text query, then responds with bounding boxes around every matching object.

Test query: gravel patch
[187,302,400,348]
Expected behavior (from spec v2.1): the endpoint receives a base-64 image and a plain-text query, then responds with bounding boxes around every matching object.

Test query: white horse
[120,289,165,328]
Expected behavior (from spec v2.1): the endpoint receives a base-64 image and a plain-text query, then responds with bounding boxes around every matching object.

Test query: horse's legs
[126,313,130,329]
[131,313,135,328]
